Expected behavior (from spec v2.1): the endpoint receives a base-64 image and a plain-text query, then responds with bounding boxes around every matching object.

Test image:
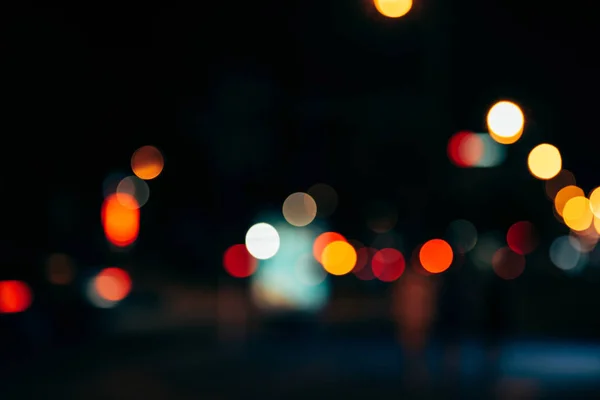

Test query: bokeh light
[448,132,506,168]
[308,183,338,218]
[527,144,562,180]
[0,281,33,314]
[470,232,503,270]
[550,236,583,271]
[419,239,453,274]
[245,223,280,260]
[223,244,258,278]
[486,101,525,143]
[313,232,346,263]
[282,192,317,227]
[116,175,150,209]
[131,145,164,180]
[506,221,539,255]
[445,219,478,254]
[102,193,140,248]
[250,224,329,312]
[103,171,127,198]
[563,196,594,232]
[492,247,525,280]
[353,246,377,281]
[295,254,327,286]
[448,131,483,167]
[545,170,576,200]
[474,133,507,167]
[372,248,406,282]
[94,267,132,302]
[374,0,412,18]
[589,187,600,218]
[555,185,585,217]
[321,240,357,276]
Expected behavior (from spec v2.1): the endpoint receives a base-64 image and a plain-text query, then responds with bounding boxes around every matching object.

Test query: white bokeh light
[245,222,280,260]
[486,101,524,138]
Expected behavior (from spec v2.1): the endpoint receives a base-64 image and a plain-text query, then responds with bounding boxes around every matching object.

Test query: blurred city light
[486,100,525,144]
[372,248,405,282]
[528,144,562,180]
[321,240,357,276]
[87,267,132,308]
[313,231,346,263]
[589,187,600,218]
[563,196,594,232]
[373,0,413,18]
[250,224,329,312]
[101,193,140,248]
[445,219,478,253]
[131,145,164,180]
[0,280,33,314]
[223,244,258,278]
[555,185,585,217]
[506,221,539,255]
[245,222,280,260]
[545,170,576,200]
[282,192,317,227]
[307,183,338,218]
[353,245,377,281]
[550,236,585,271]
[419,239,453,274]
[116,175,150,209]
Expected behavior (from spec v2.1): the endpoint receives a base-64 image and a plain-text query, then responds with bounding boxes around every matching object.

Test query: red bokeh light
[354,247,377,281]
[95,267,132,302]
[507,221,539,255]
[372,248,406,282]
[447,131,484,168]
[223,244,258,278]
[0,280,33,314]
[313,232,346,263]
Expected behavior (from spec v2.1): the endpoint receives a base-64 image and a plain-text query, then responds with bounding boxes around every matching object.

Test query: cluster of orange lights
[102,145,164,248]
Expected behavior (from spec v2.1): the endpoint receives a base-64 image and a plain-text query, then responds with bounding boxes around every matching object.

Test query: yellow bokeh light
[555,185,584,217]
[374,0,412,18]
[321,240,357,276]
[527,144,562,180]
[488,128,523,145]
[563,196,594,232]
[594,217,600,235]
[486,101,525,142]
[589,187,600,218]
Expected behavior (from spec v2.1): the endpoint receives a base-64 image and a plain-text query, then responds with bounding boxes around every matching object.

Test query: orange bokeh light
[94,267,132,302]
[419,239,453,274]
[0,280,33,314]
[102,193,140,247]
[313,232,346,263]
[131,145,164,180]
